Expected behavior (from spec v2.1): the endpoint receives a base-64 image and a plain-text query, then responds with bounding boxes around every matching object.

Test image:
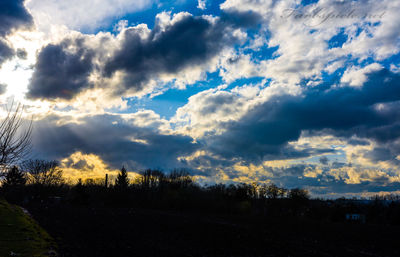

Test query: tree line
[1,103,399,226]
[2,163,400,225]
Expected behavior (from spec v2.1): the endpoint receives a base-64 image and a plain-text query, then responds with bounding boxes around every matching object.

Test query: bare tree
[167,168,194,188]
[139,169,165,189]
[21,159,64,186]
[0,103,32,175]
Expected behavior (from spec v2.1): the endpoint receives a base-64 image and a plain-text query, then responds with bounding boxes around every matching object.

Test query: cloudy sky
[1,0,400,197]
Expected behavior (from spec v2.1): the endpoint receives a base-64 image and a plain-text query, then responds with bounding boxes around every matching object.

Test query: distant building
[345,213,366,223]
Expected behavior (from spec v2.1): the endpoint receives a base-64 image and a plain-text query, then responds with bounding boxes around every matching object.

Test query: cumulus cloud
[0,40,14,65]
[26,0,153,31]
[3,0,400,196]
[173,81,302,138]
[197,0,207,10]
[219,0,399,86]
[0,0,32,36]
[341,63,383,87]
[28,37,96,100]
[0,0,33,65]
[27,11,257,100]
[173,69,400,179]
[166,66,400,194]
[103,12,250,96]
[61,151,139,182]
[32,112,199,170]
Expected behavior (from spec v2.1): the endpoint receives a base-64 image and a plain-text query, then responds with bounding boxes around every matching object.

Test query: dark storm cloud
[32,114,199,170]
[103,13,256,94]
[27,12,259,100]
[205,69,400,163]
[0,39,14,65]
[0,0,32,36]
[27,38,96,100]
[0,0,33,65]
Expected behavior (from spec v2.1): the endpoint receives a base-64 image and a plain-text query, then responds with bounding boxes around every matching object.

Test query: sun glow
[0,60,32,101]
[0,31,45,103]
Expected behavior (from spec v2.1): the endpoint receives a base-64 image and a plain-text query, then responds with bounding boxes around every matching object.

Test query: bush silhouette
[3,166,26,188]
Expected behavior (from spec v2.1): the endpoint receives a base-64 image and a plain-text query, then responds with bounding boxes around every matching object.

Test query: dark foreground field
[0,199,55,257]
[26,204,399,257]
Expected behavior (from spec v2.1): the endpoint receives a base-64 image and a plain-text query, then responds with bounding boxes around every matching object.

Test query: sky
[0,0,400,197]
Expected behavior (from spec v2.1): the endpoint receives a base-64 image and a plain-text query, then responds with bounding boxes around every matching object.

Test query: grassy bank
[0,198,56,257]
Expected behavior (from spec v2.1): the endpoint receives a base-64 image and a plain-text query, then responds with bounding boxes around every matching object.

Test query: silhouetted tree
[265,184,280,199]
[139,169,165,189]
[21,159,64,186]
[0,103,32,175]
[115,166,129,189]
[288,188,310,201]
[167,168,194,189]
[71,178,89,205]
[233,183,255,200]
[2,166,26,187]
[288,188,310,216]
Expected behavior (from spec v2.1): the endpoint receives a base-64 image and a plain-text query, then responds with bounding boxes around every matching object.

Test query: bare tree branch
[0,102,32,175]
[21,159,64,186]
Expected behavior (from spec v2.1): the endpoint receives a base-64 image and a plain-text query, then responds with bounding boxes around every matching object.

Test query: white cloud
[390,64,400,74]
[219,0,399,86]
[340,63,383,87]
[172,81,302,138]
[26,0,154,31]
[327,166,400,185]
[197,0,207,10]
[341,1,400,60]
[219,53,262,83]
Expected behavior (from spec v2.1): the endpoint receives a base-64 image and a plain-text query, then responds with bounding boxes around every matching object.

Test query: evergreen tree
[115,166,129,189]
[3,166,26,187]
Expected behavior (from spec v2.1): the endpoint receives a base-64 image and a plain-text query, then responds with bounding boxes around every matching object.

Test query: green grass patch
[0,198,56,257]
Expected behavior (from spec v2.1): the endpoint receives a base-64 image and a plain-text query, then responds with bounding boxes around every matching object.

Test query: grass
[0,198,56,257]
